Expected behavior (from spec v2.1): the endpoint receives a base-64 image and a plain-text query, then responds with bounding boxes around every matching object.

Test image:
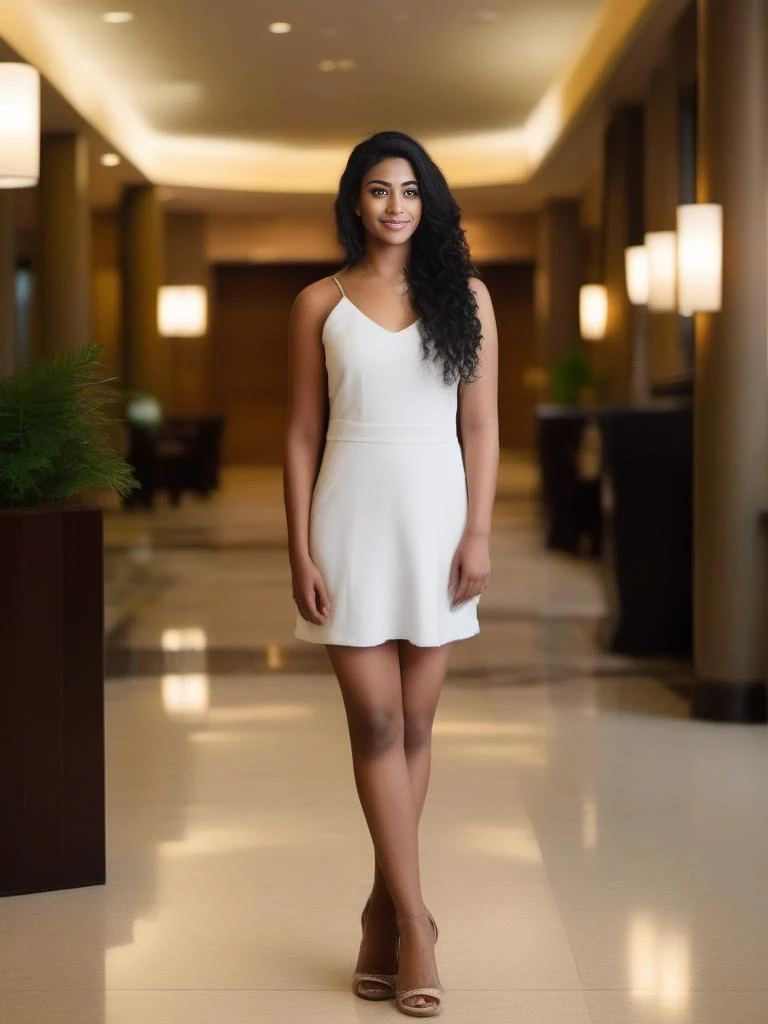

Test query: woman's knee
[403,709,435,754]
[349,704,404,758]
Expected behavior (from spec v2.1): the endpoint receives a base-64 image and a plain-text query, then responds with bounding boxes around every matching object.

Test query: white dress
[293,276,481,647]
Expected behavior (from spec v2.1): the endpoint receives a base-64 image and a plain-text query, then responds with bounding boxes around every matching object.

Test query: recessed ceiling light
[103,11,134,24]
[318,59,336,72]
[268,21,292,34]
[100,153,121,167]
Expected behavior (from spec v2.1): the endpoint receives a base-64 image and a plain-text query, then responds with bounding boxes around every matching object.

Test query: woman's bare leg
[368,640,450,899]
[329,639,450,1009]
[327,640,425,915]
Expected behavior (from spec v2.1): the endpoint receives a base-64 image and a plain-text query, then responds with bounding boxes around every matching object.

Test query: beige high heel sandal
[352,897,398,1000]
[395,911,444,1017]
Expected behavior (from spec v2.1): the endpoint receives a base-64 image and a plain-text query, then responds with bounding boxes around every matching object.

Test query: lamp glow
[0,64,40,188]
[625,245,649,306]
[158,285,208,337]
[579,284,608,341]
[676,203,722,313]
[645,231,677,311]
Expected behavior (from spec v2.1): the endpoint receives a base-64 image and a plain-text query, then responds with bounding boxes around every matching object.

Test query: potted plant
[0,344,137,896]
[549,345,603,406]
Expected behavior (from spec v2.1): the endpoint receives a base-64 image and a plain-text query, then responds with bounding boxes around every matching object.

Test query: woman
[283,130,498,1017]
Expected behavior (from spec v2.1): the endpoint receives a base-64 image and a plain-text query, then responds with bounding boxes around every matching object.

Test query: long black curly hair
[334,130,482,385]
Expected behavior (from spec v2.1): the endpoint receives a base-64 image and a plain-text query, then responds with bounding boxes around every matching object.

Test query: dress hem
[293,625,480,648]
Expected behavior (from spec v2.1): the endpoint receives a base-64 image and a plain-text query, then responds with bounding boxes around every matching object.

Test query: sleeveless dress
[293,276,481,647]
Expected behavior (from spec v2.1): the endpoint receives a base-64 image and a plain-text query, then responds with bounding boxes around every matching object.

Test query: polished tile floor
[3,458,767,1023]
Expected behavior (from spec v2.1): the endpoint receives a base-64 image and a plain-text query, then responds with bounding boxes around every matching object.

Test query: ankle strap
[396,910,429,925]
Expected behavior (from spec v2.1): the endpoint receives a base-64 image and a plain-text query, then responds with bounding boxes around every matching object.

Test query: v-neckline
[341,295,421,336]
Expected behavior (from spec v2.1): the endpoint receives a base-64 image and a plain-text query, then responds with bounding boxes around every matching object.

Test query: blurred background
[2,3,768,1022]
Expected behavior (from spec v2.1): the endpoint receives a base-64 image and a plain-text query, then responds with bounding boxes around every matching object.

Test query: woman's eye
[404,189,419,198]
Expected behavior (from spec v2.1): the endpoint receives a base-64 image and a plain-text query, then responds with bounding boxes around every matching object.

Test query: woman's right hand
[292,556,332,625]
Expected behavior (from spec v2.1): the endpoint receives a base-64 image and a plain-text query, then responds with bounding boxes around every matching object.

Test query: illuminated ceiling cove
[0,0,660,194]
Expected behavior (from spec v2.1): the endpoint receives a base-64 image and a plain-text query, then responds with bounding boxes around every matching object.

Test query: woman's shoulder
[292,272,344,303]
[468,275,490,302]
[292,274,345,316]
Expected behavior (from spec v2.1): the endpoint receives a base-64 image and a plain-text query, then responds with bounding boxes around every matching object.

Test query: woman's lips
[380,220,409,231]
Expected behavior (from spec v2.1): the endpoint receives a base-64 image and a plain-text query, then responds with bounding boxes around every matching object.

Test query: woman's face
[356,157,422,248]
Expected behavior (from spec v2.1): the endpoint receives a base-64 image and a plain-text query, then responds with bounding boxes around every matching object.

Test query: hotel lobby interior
[2,1,768,1022]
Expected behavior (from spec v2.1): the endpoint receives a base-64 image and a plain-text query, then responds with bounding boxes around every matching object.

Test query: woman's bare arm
[460,278,499,538]
[283,281,333,571]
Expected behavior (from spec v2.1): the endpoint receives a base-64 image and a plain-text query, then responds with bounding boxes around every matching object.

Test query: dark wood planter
[598,402,693,658]
[0,505,105,896]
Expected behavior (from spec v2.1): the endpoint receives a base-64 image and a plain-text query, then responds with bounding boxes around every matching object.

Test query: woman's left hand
[448,531,491,609]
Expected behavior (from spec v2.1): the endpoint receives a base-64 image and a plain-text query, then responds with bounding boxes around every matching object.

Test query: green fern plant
[0,344,139,509]
[549,346,601,405]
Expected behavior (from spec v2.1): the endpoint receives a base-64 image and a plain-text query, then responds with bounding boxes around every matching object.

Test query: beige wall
[91,212,121,377]
[644,5,697,387]
[206,212,538,265]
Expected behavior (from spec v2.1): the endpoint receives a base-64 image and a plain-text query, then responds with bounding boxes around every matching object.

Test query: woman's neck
[357,241,410,282]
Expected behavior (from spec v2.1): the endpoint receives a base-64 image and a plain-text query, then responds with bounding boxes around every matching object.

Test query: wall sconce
[0,63,40,188]
[625,245,650,306]
[645,231,678,312]
[676,203,723,313]
[157,285,208,337]
[579,284,608,341]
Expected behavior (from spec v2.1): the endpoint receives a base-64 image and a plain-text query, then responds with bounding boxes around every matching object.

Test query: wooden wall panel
[209,261,536,464]
[481,263,537,452]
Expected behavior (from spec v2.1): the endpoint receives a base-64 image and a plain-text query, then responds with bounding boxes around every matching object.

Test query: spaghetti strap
[332,275,346,298]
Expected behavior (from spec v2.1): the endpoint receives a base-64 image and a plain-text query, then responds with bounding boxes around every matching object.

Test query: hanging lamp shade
[0,64,41,188]
[645,231,678,312]
[625,245,650,306]
[676,203,723,313]
[157,285,208,337]
[579,284,608,341]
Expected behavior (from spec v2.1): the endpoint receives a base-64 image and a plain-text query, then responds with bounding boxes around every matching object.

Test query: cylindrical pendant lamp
[645,231,677,312]
[157,285,208,337]
[579,284,608,341]
[677,203,723,313]
[625,245,650,306]
[0,64,41,188]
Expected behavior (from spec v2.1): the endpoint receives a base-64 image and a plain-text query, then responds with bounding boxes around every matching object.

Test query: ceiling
[19,0,603,143]
[0,0,691,213]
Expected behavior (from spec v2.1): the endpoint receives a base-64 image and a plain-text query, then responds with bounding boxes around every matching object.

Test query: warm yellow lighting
[0,63,40,188]
[676,203,723,313]
[625,245,649,305]
[645,231,677,311]
[318,59,336,72]
[100,152,121,167]
[581,795,598,850]
[1,0,657,193]
[157,285,208,337]
[268,21,292,34]
[628,911,691,1010]
[161,674,209,718]
[464,824,543,864]
[161,627,208,651]
[103,11,134,24]
[580,284,608,341]
[335,58,356,71]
